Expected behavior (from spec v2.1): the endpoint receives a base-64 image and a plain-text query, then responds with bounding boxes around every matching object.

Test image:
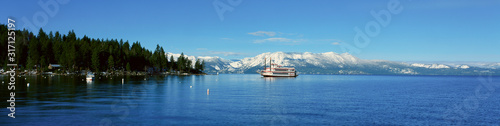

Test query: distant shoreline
[2,70,498,77]
[0,71,207,76]
[1,73,499,77]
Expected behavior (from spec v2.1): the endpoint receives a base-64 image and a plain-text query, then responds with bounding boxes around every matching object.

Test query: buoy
[27,83,30,87]
[190,86,192,88]
[122,78,124,84]
[207,89,210,95]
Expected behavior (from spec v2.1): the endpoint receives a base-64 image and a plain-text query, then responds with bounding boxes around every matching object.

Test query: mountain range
[167,52,500,75]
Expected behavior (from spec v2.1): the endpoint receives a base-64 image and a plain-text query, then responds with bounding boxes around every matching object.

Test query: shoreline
[0,71,207,76]
[2,72,497,77]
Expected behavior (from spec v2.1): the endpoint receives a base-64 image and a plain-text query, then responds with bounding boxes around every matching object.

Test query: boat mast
[264,57,266,70]
[270,57,272,71]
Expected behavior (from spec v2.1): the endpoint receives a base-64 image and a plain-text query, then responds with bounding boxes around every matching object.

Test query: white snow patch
[411,63,450,69]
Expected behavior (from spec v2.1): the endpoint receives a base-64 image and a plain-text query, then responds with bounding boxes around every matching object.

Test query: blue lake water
[1,74,500,125]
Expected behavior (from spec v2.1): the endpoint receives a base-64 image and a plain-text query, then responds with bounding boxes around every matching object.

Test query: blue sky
[2,0,499,62]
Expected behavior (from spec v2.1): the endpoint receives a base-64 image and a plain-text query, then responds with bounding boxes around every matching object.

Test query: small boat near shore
[259,57,298,77]
[86,73,95,81]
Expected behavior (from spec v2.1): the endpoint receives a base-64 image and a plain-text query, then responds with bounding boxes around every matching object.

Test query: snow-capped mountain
[167,52,500,75]
[166,52,233,73]
[405,61,500,69]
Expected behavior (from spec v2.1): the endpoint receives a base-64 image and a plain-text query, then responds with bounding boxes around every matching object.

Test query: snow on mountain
[166,52,232,72]
[478,63,500,69]
[407,61,500,69]
[221,52,369,73]
[456,65,470,69]
[167,52,500,75]
[410,63,450,69]
[238,52,359,67]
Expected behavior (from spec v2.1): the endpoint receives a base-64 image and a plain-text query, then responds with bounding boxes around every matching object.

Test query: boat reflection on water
[262,76,297,82]
[86,79,93,89]
[86,79,93,84]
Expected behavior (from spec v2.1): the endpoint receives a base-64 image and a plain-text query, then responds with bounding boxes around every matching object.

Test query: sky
[1,0,499,62]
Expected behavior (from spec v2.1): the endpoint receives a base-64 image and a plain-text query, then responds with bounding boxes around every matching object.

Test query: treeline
[0,24,204,74]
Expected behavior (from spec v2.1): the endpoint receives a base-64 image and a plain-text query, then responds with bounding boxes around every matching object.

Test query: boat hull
[262,74,298,77]
[260,71,298,77]
[86,74,95,81]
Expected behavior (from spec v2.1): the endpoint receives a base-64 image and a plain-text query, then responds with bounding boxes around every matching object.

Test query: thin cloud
[209,51,245,56]
[321,39,344,45]
[248,31,276,37]
[254,38,292,43]
[253,38,307,44]
[282,32,304,37]
[196,48,208,50]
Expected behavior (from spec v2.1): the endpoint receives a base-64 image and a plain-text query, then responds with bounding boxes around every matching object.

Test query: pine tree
[108,55,114,72]
[0,25,6,66]
[28,32,40,71]
[186,58,192,72]
[91,48,100,72]
[40,56,47,72]
[201,60,205,71]
[169,55,175,72]
[178,53,185,72]
[15,30,29,70]
[153,44,162,72]
[126,62,131,72]
[160,47,166,72]
[195,59,201,73]
[53,31,63,66]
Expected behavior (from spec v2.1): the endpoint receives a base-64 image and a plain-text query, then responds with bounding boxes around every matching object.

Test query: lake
[1,74,499,125]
